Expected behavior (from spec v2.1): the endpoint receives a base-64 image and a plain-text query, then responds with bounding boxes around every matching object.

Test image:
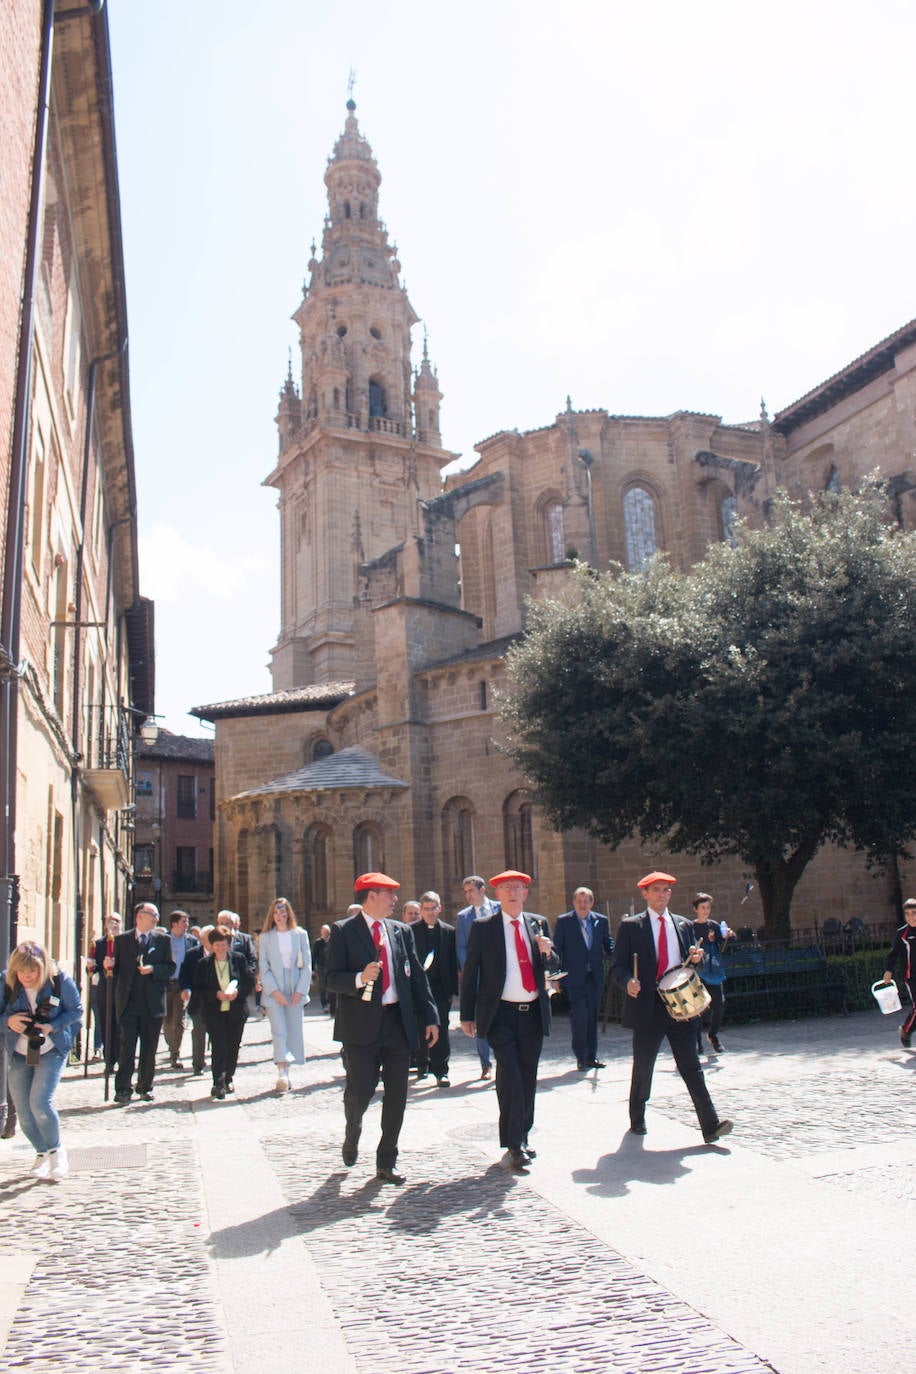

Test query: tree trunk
[754,833,822,943]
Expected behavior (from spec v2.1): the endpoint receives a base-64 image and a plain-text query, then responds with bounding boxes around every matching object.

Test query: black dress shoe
[138,1090,154,1102]
[901,1031,912,1049]
[589,1059,606,1069]
[577,1061,588,1071]
[415,1068,428,1081]
[703,1119,733,1145]
[375,1166,406,1185]
[436,1076,450,1088]
[210,1080,226,1100]
[113,1091,131,1106]
[521,1142,537,1160]
[342,1140,358,1167]
[630,1121,647,1135]
[707,1033,724,1053]
[507,1148,530,1171]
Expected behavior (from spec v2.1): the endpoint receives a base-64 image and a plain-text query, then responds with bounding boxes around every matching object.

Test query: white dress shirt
[501,911,538,1003]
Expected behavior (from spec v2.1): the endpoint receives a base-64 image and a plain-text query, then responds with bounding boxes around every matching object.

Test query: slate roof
[192,681,355,721]
[136,730,214,764]
[233,746,408,800]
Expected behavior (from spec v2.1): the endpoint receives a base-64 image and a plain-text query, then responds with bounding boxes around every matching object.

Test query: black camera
[23,999,54,1066]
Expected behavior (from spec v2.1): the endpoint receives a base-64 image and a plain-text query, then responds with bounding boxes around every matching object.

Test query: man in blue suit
[552,887,614,1071]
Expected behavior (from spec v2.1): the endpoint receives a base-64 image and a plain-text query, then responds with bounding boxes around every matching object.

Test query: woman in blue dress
[259,898,312,1092]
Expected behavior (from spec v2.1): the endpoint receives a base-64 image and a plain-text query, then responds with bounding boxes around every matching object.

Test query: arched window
[368,378,387,418]
[442,797,475,884]
[503,791,534,876]
[545,502,565,563]
[826,465,841,494]
[623,485,658,570]
[236,829,249,925]
[305,825,333,913]
[312,738,333,762]
[353,822,384,877]
[719,494,738,546]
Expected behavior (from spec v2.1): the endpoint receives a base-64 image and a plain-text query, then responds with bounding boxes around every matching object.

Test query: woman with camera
[0,941,82,1181]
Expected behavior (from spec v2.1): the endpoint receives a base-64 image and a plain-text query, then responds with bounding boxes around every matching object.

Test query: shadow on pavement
[571,1136,719,1196]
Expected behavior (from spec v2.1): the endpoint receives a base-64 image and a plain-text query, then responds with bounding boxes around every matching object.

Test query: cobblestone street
[0,1004,911,1373]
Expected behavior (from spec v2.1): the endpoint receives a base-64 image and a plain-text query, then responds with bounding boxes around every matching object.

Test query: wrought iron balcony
[84,703,132,811]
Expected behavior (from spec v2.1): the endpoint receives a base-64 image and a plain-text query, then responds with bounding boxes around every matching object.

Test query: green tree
[501,484,916,939]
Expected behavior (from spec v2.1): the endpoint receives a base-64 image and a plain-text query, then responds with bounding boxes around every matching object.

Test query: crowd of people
[3,871,914,1185]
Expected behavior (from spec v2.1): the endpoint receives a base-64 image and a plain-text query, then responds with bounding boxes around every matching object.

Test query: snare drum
[656,965,711,1022]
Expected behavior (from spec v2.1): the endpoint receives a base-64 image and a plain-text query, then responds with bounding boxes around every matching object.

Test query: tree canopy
[501,483,916,937]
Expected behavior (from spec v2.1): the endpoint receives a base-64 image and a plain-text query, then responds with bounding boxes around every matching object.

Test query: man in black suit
[326,872,439,1184]
[460,870,558,1171]
[87,911,122,1073]
[610,871,732,1144]
[411,891,459,1087]
[111,901,175,1104]
[552,887,615,1071]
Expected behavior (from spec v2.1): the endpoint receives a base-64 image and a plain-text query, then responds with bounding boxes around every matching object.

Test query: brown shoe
[479,1065,491,1081]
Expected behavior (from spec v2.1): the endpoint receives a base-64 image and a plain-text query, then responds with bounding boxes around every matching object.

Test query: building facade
[133,733,216,927]
[0,3,152,983]
[197,102,915,936]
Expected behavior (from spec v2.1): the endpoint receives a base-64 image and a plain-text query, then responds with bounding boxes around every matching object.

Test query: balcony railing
[171,872,214,895]
[84,703,131,810]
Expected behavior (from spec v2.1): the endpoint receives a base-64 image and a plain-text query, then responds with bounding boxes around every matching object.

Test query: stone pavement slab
[0,1002,910,1373]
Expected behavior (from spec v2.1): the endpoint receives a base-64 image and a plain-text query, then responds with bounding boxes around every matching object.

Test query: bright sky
[107,0,916,737]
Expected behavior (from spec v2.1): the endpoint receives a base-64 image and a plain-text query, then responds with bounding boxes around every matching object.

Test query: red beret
[489,869,531,888]
[636,870,677,889]
[354,872,400,893]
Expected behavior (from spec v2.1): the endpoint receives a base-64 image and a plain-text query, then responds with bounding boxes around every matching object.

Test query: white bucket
[872,980,902,1015]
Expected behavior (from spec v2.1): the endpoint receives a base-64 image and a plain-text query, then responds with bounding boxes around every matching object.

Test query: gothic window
[305,825,332,912]
[369,378,387,418]
[503,791,534,877]
[442,797,475,884]
[545,502,565,563]
[719,494,738,546]
[353,822,384,877]
[236,830,249,923]
[344,201,351,219]
[623,485,659,570]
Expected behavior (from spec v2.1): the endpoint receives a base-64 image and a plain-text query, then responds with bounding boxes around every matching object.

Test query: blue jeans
[7,1049,65,1153]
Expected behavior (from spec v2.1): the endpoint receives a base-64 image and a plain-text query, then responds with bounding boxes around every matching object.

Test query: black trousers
[487,1000,543,1149]
[206,1011,245,1084]
[568,981,600,1064]
[902,981,916,1037]
[697,983,725,1045]
[342,1006,411,1168]
[94,977,117,1071]
[115,1005,163,1095]
[416,994,451,1076]
[630,1001,718,1135]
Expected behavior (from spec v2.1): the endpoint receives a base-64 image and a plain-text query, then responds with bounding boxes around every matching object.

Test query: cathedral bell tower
[266,101,455,690]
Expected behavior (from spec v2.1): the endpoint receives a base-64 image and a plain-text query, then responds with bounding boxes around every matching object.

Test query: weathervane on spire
[347,68,357,108]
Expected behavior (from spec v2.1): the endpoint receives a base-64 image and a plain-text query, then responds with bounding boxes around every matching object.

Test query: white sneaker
[275,1071,289,1093]
[48,1147,69,1181]
[29,1153,51,1180]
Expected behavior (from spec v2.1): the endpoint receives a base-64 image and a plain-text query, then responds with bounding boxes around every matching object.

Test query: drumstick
[633,953,638,982]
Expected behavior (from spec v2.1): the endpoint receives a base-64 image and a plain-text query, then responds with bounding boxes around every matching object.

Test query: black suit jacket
[326,913,438,1053]
[610,910,696,1029]
[410,920,459,1000]
[113,929,175,1019]
[193,950,255,1022]
[552,910,614,992]
[459,911,558,1039]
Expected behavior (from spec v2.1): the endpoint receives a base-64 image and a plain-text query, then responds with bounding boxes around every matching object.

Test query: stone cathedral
[196,102,916,934]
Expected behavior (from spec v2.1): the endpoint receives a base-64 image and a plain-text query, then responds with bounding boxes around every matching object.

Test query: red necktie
[512,919,537,994]
[372,921,391,995]
[656,916,669,982]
